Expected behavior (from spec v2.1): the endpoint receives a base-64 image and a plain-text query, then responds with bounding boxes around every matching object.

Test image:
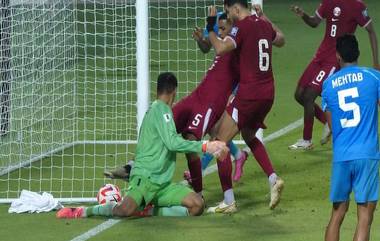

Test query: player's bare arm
[207,6,235,55]
[192,27,212,53]
[365,22,380,70]
[254,4,285,47]
[325,111,332,131]
[290,5,321,28]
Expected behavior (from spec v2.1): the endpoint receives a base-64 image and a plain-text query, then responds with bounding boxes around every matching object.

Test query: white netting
[0,0,137,201]
[149,0,220,99]
[0,0,245,202]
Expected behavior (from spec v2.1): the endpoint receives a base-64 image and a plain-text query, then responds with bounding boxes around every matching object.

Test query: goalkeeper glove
[202,141,229,160]
[206,16,217,32]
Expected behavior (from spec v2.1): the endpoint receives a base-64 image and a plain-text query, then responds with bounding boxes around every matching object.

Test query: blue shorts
[330,159,379,203]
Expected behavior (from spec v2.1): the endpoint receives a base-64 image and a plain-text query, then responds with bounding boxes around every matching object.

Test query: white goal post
[0,0,264,203]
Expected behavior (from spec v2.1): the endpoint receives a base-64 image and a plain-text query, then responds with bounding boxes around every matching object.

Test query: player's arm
[290,5,321,28]
[192,27,212,54]
[321,86,332,130]
[325,111,332,130]
[153,107,228,158]
[365,22,380,70]
[207,6,235,55]
[253,4,285,47]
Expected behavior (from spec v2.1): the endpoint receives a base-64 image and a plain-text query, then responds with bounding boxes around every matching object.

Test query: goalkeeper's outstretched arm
[153,106,228,159]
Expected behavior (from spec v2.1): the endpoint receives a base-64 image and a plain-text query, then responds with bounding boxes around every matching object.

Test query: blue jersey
[203,12,223,38]
[322,65,380,162]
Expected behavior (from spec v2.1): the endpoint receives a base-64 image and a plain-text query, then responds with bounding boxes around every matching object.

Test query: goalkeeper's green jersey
[130,100,203,184]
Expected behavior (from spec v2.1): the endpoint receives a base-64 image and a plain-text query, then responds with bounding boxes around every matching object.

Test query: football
[96,184,122,204]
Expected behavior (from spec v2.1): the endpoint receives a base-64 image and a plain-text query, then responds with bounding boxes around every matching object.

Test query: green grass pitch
[1,0,380,240]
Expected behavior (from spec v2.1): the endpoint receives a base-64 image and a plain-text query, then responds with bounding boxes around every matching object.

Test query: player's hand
[290,5,304,17]
[206,6,217,32]
[208,5,217,17]
[192,27,203,41]
[203,141,229,160]
[253,4,263,17]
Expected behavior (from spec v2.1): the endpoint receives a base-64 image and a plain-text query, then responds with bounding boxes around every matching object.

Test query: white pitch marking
[69,118,303,241]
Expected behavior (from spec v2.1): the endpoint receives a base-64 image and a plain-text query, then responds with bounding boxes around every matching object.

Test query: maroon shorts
[226,96,272,130]
[173,95,225,140]
[297,60,339,93]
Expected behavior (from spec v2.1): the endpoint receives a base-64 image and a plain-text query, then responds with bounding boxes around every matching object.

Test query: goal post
[0,0,140,203]
[0,0,266,203]
[136,0,150,133]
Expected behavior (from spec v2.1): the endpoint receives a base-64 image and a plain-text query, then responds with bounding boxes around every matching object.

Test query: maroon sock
[187,157,203,193]
[314,104,326,124]
[217,153,233,192]
[247,138,274,177]
[303,117,314,141]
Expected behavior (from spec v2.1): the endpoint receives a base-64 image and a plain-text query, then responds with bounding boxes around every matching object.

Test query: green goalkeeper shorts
[125,175,192,207]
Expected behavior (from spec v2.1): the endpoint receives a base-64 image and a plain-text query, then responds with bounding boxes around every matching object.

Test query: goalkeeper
[57,72,228,218]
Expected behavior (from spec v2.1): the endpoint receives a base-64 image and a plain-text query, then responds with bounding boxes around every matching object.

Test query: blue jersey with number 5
[322,66,380,162]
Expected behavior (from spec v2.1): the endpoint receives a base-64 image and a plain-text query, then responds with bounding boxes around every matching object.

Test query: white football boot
[269,177,284,209]
[320,123,331,145]
[207,201,237,214]
[288,139,313,150]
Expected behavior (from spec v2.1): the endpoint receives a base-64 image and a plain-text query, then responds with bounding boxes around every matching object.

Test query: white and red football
[96,184,122,204]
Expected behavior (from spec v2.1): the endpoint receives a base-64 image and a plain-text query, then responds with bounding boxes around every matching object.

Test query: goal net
[0,0,246,202]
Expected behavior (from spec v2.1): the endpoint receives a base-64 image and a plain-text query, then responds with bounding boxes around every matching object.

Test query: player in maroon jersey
[104,48,236,198]
[170,16,239,197]
[188,13,250,183]
[289,0,379,150]
[103,16,239,196]
[205,0,285,213]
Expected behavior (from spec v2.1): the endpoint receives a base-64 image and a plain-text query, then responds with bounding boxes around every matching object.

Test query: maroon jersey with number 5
[226,15,277,100]
[314,0,371,63]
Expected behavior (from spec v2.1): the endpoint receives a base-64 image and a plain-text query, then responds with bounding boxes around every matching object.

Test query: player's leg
[325,161,353,240]
[352,159,379,241]
[325,202,350,241]
[57,176,147,219]
[208,111,239,213]
[183,129,203,196]
[181,192,204,216]
[154,182,204,216]
[210,111,248,167]
[172,97,203,189]
[200,152,214,170]
[185,150,203,195]
[290,61,321,150]
[240,102,284,210]
[230,140,248,182]
[294,85,305,106]
[354,202,377,241]
[302,87,319,141]
[289,86,319,150]
[242,128,284,209]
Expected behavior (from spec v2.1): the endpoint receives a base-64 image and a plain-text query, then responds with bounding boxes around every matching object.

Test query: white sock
[224,189,235,205]
[268,173,277,187]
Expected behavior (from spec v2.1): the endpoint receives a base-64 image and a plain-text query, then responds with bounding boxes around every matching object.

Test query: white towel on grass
[8,190,63,213]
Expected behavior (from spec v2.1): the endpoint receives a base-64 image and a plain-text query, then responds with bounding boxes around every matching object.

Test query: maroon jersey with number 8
[314,0,371,63]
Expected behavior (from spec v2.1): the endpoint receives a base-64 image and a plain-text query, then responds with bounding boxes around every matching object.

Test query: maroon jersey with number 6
[226,15,277,100]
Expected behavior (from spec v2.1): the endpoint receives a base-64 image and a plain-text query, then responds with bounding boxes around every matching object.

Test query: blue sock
[228,141,241,159]
[201,152,214,171]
